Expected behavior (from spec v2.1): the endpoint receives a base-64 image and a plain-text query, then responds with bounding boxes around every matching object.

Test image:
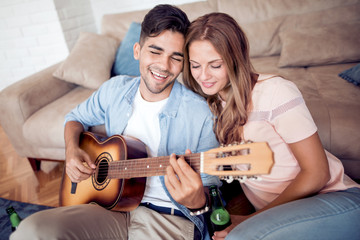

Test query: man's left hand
[165,150,207,209]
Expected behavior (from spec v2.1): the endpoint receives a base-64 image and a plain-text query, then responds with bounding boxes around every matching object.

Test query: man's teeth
[152,71,167,78]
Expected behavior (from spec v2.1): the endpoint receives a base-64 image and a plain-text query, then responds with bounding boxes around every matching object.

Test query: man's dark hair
[139,4,190,45]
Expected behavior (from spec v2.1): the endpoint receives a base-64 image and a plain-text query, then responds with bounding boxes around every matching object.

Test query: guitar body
[59,132,148,211]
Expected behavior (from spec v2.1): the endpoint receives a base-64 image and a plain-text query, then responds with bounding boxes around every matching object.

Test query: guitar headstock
[202,142,274,179]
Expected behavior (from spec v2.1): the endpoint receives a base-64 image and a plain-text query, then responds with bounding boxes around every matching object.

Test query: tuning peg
[226,176,233,183]
[247,176,262,181]
[254,176,262,181]
[236,175,247,183]
[238,140,253,145]
[219,176,234,183]
[220,175,263,183]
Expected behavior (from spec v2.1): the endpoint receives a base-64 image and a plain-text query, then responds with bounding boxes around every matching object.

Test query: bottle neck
[210,187,224,209]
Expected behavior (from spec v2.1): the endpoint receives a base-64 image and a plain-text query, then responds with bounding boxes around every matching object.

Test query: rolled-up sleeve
[64,80,113,130]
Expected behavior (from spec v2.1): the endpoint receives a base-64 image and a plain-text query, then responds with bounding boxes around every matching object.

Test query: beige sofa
[0,0,359,181]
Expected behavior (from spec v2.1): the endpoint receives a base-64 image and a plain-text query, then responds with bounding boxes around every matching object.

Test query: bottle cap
[6,206,15,215]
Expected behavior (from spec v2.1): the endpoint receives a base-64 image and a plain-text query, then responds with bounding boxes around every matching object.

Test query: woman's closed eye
[191,64,200,69]
[211,64,222,69]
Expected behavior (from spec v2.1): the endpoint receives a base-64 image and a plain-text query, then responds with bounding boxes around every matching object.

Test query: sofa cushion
[53,32,119,89]
[278,22,360,67]
[242,17,285,57]
[23,87,95,149]
[303,63,360,165]
[339,63,360,86]
[216,0,356,23]
[217,0,360,58]
[111,22,141,77]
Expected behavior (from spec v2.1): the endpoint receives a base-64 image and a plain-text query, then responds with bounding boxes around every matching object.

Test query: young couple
[12,4,360,240]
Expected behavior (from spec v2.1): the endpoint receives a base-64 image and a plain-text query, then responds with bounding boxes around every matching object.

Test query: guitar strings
[82,134,253,177]
[94,152,246,178]
[94,154,208,177]
[94,149,251,178]
[96,157,202,172]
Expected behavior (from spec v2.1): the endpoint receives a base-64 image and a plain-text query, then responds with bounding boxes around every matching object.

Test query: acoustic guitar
[59,132,273,211]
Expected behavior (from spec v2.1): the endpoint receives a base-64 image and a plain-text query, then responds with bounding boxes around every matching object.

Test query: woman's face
[188,40,229,99]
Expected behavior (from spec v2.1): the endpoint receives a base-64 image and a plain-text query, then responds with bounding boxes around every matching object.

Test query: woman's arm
[263,132,330,210]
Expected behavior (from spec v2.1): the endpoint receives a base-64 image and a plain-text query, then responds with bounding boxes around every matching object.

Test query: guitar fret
[108,153,201,179]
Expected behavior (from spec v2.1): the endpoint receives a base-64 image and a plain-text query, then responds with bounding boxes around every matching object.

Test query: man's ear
[133,42,140,60]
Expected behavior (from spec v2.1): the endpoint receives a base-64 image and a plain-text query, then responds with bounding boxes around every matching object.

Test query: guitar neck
[107,153,202,179]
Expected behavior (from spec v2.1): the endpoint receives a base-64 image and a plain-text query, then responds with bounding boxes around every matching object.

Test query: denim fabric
[65,75,221,239]
[226,187,360,240]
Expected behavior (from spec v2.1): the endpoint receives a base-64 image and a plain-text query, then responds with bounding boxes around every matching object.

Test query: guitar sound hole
[97,159,109,184]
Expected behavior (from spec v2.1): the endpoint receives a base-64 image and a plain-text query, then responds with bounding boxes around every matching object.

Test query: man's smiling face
[134,30,185,102]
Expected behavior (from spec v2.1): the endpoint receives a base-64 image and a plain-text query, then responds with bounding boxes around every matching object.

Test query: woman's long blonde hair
[183,13,257,144]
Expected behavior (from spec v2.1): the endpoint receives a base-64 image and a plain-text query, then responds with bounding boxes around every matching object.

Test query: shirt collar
[124,77,182,118]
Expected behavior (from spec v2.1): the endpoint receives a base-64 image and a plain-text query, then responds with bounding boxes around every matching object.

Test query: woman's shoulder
[253,74,303,109]
[256,74,298,90]
[257,74,301,95]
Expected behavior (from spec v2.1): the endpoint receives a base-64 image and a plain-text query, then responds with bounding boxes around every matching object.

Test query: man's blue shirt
[65,75,221,239]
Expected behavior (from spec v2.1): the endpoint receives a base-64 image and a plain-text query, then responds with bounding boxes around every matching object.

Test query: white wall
[0,0,68,91]
[54,0,96,50]
[0,0,202,91]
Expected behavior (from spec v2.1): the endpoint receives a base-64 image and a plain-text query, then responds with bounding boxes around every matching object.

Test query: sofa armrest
[0,62,76,156]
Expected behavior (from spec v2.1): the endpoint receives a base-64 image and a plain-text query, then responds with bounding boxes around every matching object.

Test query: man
[11,4,220,240]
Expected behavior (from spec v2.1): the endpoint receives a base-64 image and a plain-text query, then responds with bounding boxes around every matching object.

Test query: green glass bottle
[209,185,231,232]
[6,206,22,232]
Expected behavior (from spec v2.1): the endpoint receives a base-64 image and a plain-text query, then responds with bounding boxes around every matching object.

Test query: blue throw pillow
[339,63,360,86]
[111,22,141,77]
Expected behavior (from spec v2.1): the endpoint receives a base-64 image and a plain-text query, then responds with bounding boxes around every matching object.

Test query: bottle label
[10,214,21,227]
[210,209,231,225]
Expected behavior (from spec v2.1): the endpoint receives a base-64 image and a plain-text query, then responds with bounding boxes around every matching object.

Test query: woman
[183,12,360,240]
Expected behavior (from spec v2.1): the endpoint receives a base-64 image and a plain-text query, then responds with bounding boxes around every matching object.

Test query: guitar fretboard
[107,153,202,179]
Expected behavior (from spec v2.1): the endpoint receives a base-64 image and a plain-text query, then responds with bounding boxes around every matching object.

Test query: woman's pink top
[240,74,359,210]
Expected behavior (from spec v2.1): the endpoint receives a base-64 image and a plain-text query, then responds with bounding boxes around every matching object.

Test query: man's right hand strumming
[64,121,96,183]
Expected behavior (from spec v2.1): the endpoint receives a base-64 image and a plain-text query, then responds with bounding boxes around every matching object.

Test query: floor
[0,125,63,207]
